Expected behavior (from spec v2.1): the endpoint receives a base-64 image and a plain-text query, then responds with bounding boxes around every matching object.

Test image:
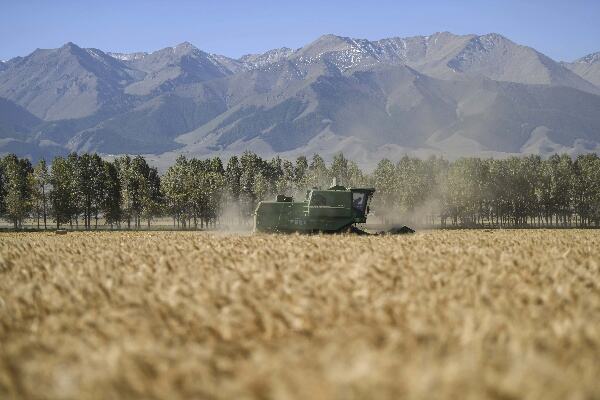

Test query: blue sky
[1,0,599,62]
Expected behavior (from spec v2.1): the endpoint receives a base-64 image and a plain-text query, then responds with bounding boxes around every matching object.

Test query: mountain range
[1,32,600,168]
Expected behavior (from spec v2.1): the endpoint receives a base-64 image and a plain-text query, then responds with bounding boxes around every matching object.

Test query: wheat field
[0,230,599,400]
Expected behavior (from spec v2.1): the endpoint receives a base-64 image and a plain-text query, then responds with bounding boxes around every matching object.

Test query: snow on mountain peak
[85,49,103,62]
[576,52,600,64]
[239,47,295,70]
[108,52,148,61]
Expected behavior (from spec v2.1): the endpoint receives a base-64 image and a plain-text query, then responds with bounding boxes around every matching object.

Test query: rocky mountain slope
[0,43,135,121]
[563,52,600,88]
[286,33,599,94]
[0,32,599,166]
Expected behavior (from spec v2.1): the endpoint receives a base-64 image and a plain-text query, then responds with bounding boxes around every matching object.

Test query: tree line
[0,152,599,230]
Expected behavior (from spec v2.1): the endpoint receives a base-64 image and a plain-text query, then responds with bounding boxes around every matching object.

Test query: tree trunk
[42,187,47,230]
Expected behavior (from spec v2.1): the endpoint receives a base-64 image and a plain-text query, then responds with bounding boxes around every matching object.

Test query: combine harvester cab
[254,181,375,234]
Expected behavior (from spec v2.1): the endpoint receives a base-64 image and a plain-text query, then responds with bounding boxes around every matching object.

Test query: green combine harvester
[254,179,414,234]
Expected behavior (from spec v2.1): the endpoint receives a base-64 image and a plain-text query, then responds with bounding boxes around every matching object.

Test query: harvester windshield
[352,192,367,213]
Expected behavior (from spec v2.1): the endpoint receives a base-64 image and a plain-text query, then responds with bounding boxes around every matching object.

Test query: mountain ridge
[0,32,599,167]
[562,51,600,88]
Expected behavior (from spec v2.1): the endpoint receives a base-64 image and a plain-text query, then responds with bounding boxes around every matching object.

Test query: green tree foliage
[49,156,75,229]
[33,159,50,229]
[294,156,309,195]
[101,160,121,228]
[347,161,367,188]
[77,153,105,229]
[66,153,82,227]
[1,151,600,230]
[114,155,160,229]
[573,154,600,226]
[308,154,329,189]
[239,152,268,218]
[161,156,225,229]
[330,153,350,185]
[276,159,295,196]
[0,161,5,217]
[444,158,488,226]
[372,159,396,223]
[161,155,189,228]
[225,156,242,203]
[253,172,269,202]
[142,165,162,228]
[1,154,33,229]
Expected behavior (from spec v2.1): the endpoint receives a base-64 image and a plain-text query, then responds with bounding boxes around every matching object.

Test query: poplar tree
[1,154,33,229]
[50,157,74,229]
[101,160,121,228]
[33,159,50,229]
